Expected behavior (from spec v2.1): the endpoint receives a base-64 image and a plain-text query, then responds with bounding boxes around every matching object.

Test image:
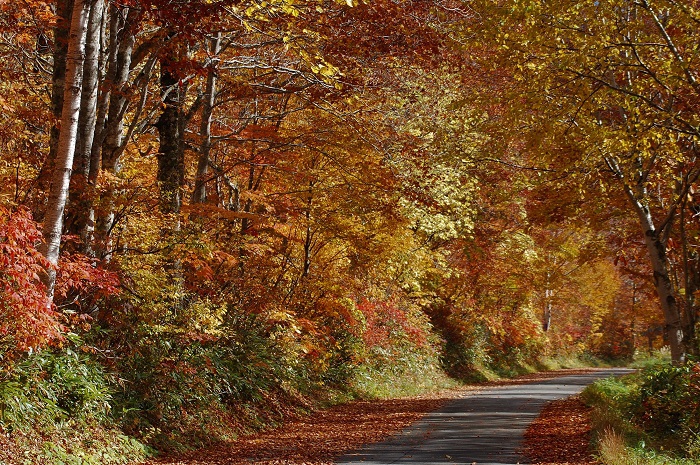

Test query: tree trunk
[73,0,102,178]
[680,196,698,356]
[192,34,221,205]
[543,288,553,331]
[35,0,72,217]
[101,5,136,173]
[95,4,136,260]
[155,40,187,215]
[302,180,315,278]
[40,0,90,303]
[624,187,686,362]
[67,0,104,249]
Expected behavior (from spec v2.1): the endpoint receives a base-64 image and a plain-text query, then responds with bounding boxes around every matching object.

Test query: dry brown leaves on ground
[139,369,599,465]
[142,396,450,465]
[524,395,598,465]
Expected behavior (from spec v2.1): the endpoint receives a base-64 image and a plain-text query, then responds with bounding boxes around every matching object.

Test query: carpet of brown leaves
[143,395,450,465]
[141,369,598,465]
[523,395,598,465]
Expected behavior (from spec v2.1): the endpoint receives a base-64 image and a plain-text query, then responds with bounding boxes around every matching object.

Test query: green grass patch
[582,358,700,465]
[352,357,458,399]
[0,346,152,465]
[629,348,673,370]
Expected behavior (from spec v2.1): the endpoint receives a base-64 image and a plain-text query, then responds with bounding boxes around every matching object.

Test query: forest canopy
[0,0,696,461]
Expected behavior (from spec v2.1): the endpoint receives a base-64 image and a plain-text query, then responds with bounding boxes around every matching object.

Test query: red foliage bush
[0,206,63,360]
[55,251,120,315]
[358,298,428,351]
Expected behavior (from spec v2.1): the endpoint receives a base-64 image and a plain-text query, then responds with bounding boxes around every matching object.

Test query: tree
[467,0,700,362]
[40,0,90,303]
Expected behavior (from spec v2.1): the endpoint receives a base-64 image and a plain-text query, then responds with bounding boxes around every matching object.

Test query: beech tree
[0,0,662,452]
[467,0,700,362]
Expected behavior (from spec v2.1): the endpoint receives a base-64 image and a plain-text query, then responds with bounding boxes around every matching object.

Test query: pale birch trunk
[36,0,72,210]
[43,0,75,227]
[69,0,104,250]
[40,0,90,303]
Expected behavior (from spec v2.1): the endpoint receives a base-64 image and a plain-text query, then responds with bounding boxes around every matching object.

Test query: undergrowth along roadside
[0,327,606,465]
[582,353,700,465]
[0,341,152,465]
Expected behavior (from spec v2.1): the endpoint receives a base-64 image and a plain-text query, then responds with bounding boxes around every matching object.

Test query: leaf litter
[138,369,599,465]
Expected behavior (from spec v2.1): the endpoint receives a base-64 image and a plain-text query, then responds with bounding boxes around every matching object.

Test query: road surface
[338,368,632,465]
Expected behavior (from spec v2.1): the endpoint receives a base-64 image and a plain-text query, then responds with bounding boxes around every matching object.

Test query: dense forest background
[1,0,699,462]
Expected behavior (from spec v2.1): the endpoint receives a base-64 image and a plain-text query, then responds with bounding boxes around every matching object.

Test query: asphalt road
[338,368,633,465]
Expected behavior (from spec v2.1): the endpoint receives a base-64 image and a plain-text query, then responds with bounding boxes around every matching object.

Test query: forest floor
[141,368,603,465]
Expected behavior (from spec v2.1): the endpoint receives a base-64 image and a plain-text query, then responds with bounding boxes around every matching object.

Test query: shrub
[0,345,112,430]
[584,361,700,462]
[112,310,312,450]
[636,361,700,444]
[0,205,63,362]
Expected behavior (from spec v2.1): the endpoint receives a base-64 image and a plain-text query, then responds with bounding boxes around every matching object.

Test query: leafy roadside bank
[0,333,600,465]
[0,325,453,465]
[142,367,604,465]
[582,356,700,465]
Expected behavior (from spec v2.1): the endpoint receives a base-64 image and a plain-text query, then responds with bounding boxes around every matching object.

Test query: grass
[0,419,151,465]
[598,427,699,465]
[351,353,460,399]
[629,347,673,370]
[582,350,699,465]
[351,350,617,400]
[538,353,613,370]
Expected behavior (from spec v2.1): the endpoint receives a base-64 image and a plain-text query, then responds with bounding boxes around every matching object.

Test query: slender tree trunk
[543,287,553,331]
[67,0,104,249]
[82,2,108,253]
[101,5,136,173]
[73,0,102,178]
[192,34,221,205]
[624,186,686,362]
[680,195,698,355]
[155,39,187,215]
[35,0,72,217]
[40,0,90,303]
[302,180,315,278]
[95,4,136,260]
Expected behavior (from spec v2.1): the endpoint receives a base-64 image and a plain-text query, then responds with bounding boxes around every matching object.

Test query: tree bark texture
[74,0,103,177]
[35,0,73,215]
[156,42,186,214]
[67,0,104,246]
[192,34,221,205]
[95,4,136,260]
[40,0,90,302]
[624,187,686,362]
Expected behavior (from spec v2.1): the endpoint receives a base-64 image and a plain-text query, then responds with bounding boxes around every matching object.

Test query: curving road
[338,368,632,465]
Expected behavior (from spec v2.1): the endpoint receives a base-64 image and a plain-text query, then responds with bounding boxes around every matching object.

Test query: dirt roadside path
[141,368,630,465]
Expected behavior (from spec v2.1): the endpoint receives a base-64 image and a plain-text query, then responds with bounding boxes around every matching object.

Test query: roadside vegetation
[583,351,700,465]
[0,305,607,464]
[4,0,700,463]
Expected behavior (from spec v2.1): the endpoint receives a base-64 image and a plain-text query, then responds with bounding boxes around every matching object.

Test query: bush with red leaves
[0,206,63,362]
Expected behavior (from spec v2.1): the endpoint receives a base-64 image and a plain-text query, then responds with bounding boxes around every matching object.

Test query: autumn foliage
[0,0,681,460]
[0,206,61,361]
